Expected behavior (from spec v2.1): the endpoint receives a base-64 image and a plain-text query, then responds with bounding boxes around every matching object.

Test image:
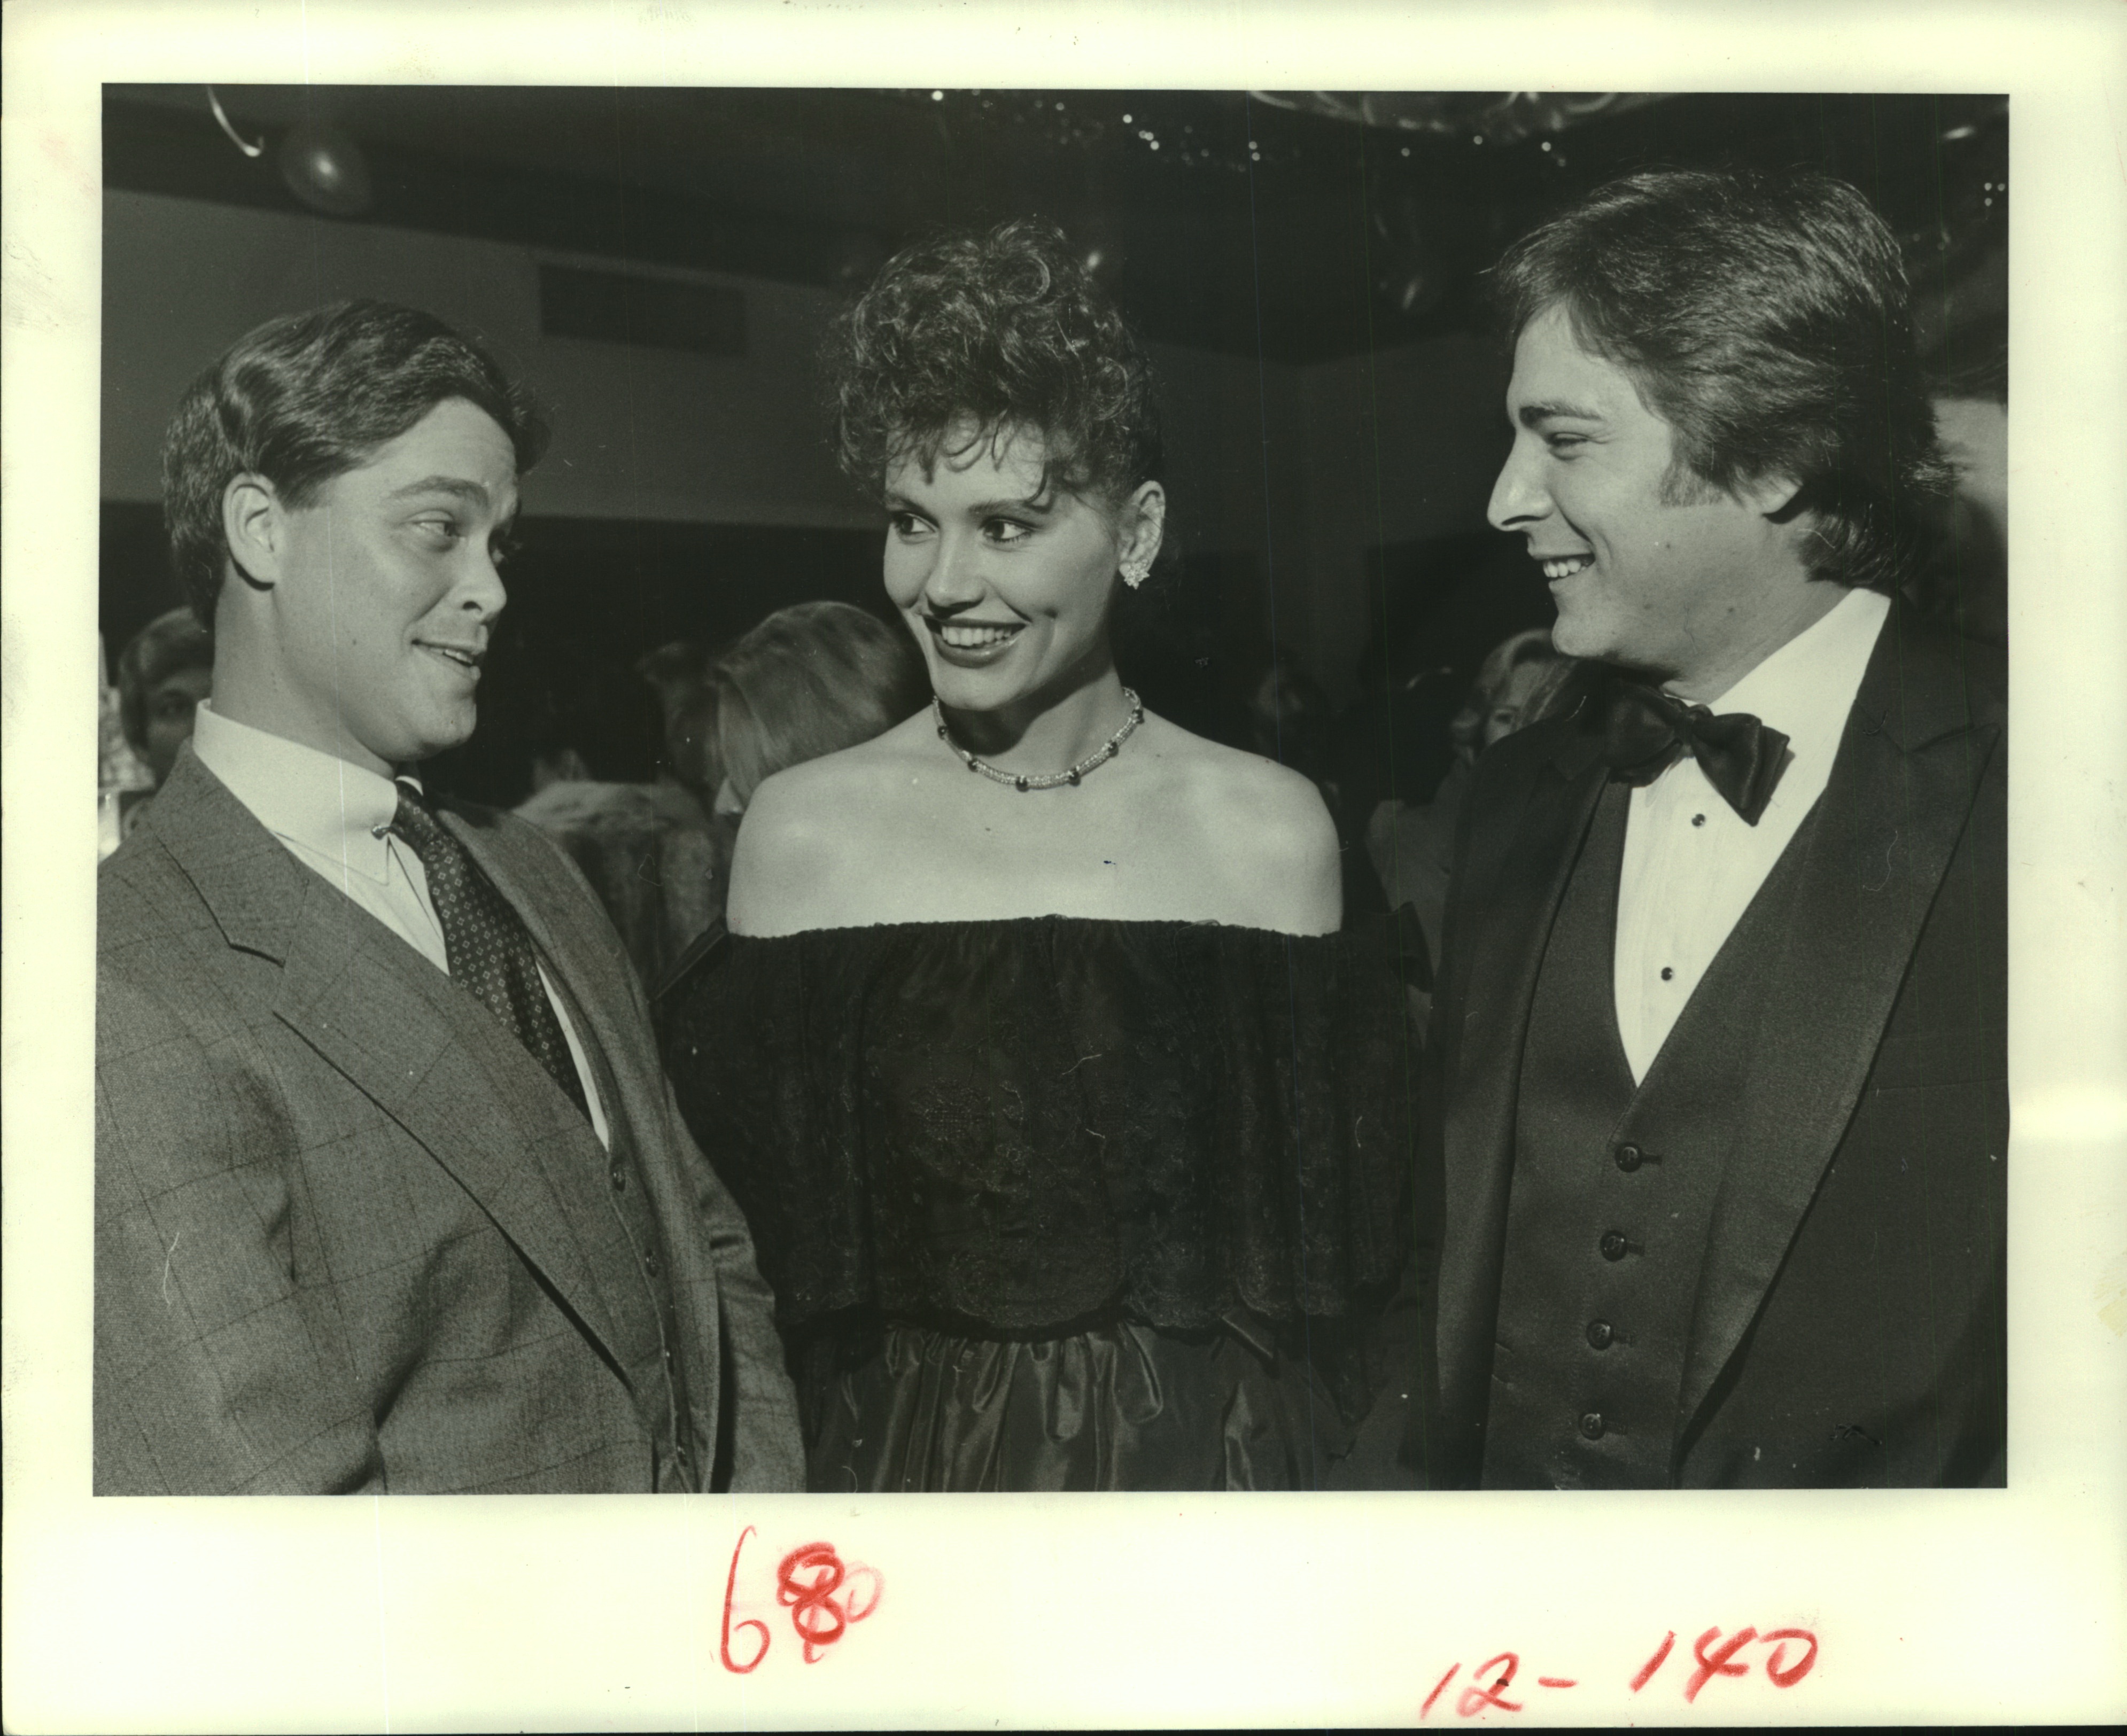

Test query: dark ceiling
[104,85,2008,364]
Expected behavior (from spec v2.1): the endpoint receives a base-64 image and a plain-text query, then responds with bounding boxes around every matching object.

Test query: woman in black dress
[663,219,1417,1490]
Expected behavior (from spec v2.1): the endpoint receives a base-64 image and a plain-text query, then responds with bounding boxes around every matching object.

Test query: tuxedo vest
[1481,782,1822,1488]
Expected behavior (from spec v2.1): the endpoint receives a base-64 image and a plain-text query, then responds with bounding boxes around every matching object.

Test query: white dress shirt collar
[1612,586,1891,1084]
[188,702,614,1148]
[1689,585,1890,772]
[189,702,412,884]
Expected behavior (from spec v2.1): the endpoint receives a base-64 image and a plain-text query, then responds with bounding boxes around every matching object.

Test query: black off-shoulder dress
[661,916,1419,1492]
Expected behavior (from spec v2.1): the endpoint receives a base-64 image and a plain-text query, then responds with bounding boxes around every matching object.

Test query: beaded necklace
[932,688,1144,791]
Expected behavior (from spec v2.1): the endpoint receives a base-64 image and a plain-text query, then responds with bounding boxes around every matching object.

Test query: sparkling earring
[1120,557,1148,589]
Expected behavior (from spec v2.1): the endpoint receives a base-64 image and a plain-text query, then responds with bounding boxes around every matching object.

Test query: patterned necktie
[1589,677,1791,826]
[389,780,590,1118]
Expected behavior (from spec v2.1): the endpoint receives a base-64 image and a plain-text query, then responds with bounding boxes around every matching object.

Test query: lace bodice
[662,915,1418,1337]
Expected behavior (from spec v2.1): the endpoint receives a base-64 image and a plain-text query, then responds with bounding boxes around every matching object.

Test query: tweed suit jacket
[95,748,804,1495]
[1423,602,2007,1487]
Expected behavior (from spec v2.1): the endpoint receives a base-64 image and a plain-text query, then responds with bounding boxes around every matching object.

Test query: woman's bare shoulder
[758,713,920,797]
[1142,717,1331,832]
[1135,717,1342,932]
[724,714,933,935]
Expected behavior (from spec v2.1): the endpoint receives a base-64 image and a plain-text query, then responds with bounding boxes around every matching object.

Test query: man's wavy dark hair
[161,299,548,627]
[1491,166,1953,593]
[824,217,1163,508]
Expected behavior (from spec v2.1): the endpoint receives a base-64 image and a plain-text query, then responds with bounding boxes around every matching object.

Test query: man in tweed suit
[95,300,803,1494]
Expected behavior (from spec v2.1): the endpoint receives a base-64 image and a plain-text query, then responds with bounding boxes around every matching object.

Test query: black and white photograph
[7,1,2125,1729]
[89,79,2011,1497]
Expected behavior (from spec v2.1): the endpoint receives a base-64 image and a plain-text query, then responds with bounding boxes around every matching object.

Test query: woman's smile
[881,422,1130,717]
[926,614,1027,663]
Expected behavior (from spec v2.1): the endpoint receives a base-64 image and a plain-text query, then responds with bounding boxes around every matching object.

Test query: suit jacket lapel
[1435,714,1610,1415]
[444,808,649,1132]
[148,756,635,1377]
[436,806,671,1353]
[1676,610,2003,1431]
[451,809,749,1478]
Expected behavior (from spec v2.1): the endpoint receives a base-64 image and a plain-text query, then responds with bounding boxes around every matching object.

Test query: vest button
[1578,1411,1605,1440]
[1614,1143,1643,1173]
[1586,1319,1614,1350]
[1600,1231,1629,1261]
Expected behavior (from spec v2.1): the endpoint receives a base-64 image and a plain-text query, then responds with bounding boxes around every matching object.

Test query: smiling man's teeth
[938,623,1019,649]
[1540,555,1594,581]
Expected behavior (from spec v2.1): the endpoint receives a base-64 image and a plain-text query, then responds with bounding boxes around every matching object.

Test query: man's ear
[1742,470,1808,521]
[221,473,286,591]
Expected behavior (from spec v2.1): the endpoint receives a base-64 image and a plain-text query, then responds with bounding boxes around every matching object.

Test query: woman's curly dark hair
[825,217,1163,508]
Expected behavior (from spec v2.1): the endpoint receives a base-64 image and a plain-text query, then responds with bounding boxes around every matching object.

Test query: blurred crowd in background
[96,596,932,995]
[95,88,2009,1002]
[98,357,2002,1000]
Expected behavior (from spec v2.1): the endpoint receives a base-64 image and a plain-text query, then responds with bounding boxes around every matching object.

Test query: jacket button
[1600,1231,1629,1262]
[1614,1143,1643,1173]
[1579,1411,1605,1440]
[662,1344,675,1368]
[642,1249,658,1276]
[610,1161,627,1192]
[1586,1319,1614,1350]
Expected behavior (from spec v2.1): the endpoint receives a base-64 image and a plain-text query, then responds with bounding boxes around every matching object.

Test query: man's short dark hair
[1492,167,1953,593]
[161,300,548,626]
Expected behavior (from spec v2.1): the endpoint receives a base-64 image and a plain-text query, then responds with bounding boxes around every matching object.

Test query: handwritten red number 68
[721,1524,882,1673]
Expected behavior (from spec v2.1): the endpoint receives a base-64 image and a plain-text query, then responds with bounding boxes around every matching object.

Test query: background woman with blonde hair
[701,599,929,820]
[653,598,928,1002]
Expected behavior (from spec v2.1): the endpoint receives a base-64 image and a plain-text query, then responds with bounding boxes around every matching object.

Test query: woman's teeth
[1541,555,1594,581]
[938,622,1020,649]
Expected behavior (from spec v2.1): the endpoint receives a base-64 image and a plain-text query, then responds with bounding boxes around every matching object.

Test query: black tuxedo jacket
[1422,603,2007,1487]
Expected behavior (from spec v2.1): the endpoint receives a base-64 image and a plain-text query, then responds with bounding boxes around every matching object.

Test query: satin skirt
[797,1317,1361,1493]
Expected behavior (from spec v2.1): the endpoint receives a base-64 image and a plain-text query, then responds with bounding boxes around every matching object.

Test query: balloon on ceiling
[278,120,375,219]
[205,87,375,219]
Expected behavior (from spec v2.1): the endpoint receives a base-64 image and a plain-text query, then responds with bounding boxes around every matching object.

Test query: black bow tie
[1588,678,1791,824]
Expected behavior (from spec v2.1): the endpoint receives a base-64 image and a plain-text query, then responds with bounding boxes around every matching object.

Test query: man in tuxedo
[95,300,803,1493]
[1424,169,2006,1488]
